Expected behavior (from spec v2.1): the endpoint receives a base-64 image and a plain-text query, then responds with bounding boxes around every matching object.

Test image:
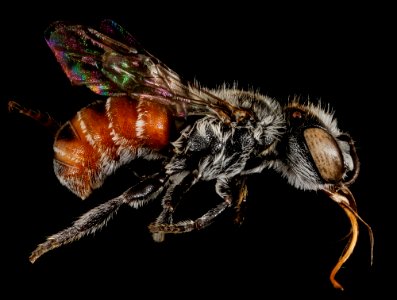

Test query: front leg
[216,176,249,225]
[229,176,249,226]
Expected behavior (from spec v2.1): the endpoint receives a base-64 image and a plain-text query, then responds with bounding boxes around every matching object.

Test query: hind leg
[30,172,167,263]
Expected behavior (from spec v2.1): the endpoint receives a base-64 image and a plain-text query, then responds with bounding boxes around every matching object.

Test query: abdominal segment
[53,96,171,199]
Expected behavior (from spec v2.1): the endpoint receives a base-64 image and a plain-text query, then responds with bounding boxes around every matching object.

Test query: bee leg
[230,176,249,226]
[150,171,195,242]
[123,172,167,208]
[149,176,243,236]
[150,205,173,242]
[148,201,231,235]
[8,100,61,135]
[29,196,125,263]
[29,173,166,263]
[216,176,250,226]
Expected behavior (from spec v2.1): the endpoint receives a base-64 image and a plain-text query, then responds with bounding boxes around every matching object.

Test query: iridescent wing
[45,19,244,120]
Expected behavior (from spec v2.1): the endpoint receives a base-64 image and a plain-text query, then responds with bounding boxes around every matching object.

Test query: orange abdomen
[53,96,171,199]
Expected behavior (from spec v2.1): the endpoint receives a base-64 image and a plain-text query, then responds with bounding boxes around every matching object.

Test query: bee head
[275,101,359,191]
[273,100,374,291]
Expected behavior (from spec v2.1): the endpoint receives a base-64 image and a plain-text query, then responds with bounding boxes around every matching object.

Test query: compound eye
[304,128,344,183]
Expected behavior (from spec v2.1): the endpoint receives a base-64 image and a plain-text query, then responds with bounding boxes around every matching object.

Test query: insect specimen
[9,19,373,290]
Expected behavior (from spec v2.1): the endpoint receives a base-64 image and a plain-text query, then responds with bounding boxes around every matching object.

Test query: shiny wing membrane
[45,19,238,119]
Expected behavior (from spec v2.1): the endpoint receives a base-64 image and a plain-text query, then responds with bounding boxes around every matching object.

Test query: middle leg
[148,176,247,237]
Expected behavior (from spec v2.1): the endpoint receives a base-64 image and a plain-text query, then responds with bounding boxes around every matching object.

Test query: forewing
[45,21,123,96]
[45,20,238,119]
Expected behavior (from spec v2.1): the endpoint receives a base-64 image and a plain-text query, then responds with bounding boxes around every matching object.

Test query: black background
[2,3,393,299]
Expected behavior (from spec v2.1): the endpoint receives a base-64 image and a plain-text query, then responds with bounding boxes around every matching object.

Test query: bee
[9,19,373,290]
